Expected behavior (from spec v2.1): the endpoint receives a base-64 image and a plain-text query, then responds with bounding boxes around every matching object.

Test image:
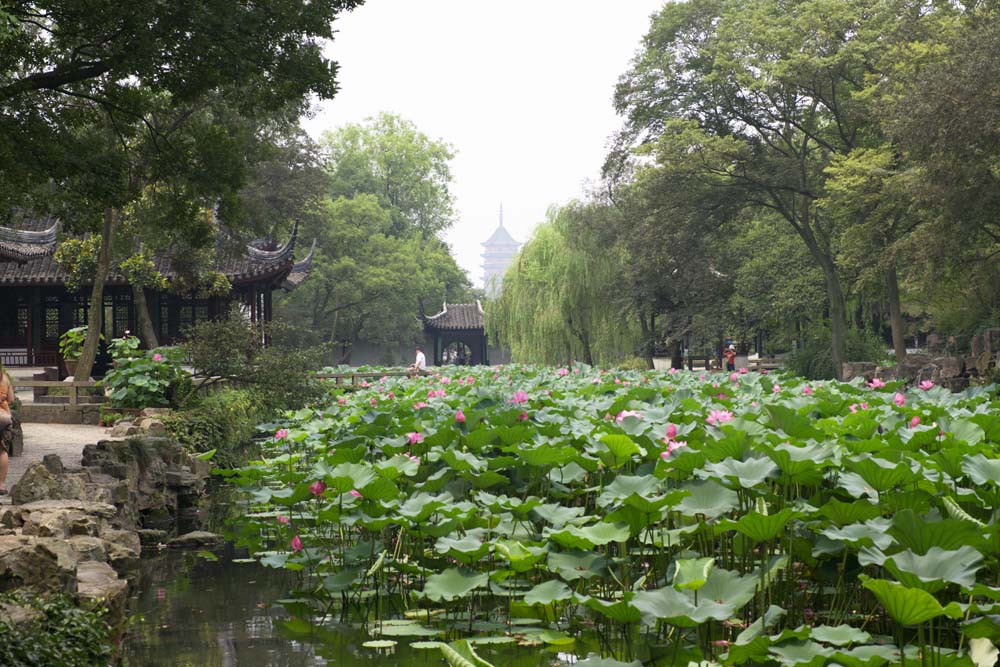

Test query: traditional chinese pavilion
[422,302,489,366]
[0,218,312,367]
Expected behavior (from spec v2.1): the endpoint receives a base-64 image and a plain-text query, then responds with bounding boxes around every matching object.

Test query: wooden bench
[12,380,100,406]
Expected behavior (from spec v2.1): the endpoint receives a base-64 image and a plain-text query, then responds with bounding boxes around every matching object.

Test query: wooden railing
[315,371,420,386]
[12,379,100,405]
[748,358,784,372]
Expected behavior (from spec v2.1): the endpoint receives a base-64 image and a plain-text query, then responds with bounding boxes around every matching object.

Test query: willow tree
[488,206,639,366]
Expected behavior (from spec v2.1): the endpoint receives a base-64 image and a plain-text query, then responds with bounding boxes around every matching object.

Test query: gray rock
[42,454,64,475]
[67,535,108,563]
[10,463,87,504]
[0,534,77,594]
[137,418,168,437]
[76,561,128,618]
[167,530,223,548]
[137,528,169,546]
[0,602,42,627]
[109,422,139,438]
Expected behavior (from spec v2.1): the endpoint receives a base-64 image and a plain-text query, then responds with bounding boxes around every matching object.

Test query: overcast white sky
[301,0,665,287]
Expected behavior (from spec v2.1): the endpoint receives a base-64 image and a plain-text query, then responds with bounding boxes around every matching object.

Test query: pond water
[120,547,569,667]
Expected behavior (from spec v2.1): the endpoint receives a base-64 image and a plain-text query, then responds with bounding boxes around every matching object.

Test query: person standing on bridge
[0,362,13,495]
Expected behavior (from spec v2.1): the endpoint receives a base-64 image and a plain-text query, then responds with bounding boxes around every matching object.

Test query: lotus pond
[222,366,1000,667]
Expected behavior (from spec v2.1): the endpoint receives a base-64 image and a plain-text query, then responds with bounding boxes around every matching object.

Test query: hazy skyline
[301,1,665,287]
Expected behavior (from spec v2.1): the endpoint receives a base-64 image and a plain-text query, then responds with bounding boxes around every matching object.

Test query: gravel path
[2,423,109,503]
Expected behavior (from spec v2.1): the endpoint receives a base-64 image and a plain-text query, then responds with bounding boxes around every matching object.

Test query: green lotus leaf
[597,475,661,507]
[440,449,487,472]
[494,540,546,572]
[532,502,586,527]
[950,419,986,446]
[322,567,361,592]
[523,579,573,605]
[672,557,715,590]
[766,404,824,440]
[845,457,920,492]
[821,518,895,550]
[580,593,642,623]
[768,640,834,667]
[818,498,882,526]
[549,462,588,485]
[962,454,1000,486]
[731,508,800,544]
[435,530,491,564]
[397,492,450,522]
[546,550,607,581]
[881,546,983,593]
[516,445,579,467]
[573,655,643,667]
[546,521,630,550]
[596,434,644,468]
[962,615,1000,640]
[465,428,498,449]
[809,624,871,646]
[890,509,988,554]
[377,621,443,637]
[438,639,496,667]
[860,576,964,626]
[362,639,397,649]
[676,480,739,518]
[421,568,490,602]
[827,644,902,667]
[701,457,778,489]
[375,454,420,480]
[729,605,786,665]
[769,442,834,486]
[327,462,378,493]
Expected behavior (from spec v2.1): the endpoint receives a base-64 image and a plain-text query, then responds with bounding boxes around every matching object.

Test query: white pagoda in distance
[481,206,521,296]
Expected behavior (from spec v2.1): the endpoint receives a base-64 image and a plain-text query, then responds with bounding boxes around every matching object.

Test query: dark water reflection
[121,548,558,667]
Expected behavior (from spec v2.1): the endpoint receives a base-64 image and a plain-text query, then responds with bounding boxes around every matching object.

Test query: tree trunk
[638,311,655,369]
[132,285,159,349]
[74,208,117,381]
[885,263,907,363]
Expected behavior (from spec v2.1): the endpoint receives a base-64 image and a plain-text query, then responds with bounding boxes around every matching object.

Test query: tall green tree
[0,0,363,378]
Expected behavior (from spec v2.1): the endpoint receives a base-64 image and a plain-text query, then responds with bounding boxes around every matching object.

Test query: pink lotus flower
[893,392,906,407]
[349,489,362,499]
[614,378,622,384]
[761,369,770,375]
[849,403,858,413]
[456,378,465,385]
[615,410,643,423]
[361,380,369,388]
[274,428,289,440]
[466,376,475,384]
[706,409,734,426]
[713,640,732,648]
[152,353,163,362]
[557,368,569,376]
[276,515,290,525]
[518,411,528,421]
[591,378,600,384]
[772,384,781,394]
[919,380,935,390]
[574,367,580,374]
[666,424,677,440]
[910,416,921,428]
[511,390,529,404]
[407,432,424,445]
[440,376,451,385]
[659,440,687,459]
[729,373,739,382]
[337,397,347,405]
[388,391,395,399]
[290,535,303,552]
[668,368,679,375]
[738,367,748,374]
[802,386,813,395]
[309,480,326,497]
[868,378,886,389]
[699,374,706,381]
[414,401,428,409]
[455,410,466,423]
[406,453,420,464]
[370,397,378,407]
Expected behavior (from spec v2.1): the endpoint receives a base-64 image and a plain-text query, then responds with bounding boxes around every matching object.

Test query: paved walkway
[2,423,109,502]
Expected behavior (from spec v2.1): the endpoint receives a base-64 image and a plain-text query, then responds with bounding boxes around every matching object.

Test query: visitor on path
[409,346,427,373]
[723,344,737,372]
[0,362,13,495]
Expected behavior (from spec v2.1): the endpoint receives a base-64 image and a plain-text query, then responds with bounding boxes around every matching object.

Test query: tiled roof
[0,218,300,287]
[482,223,519,247]
[281,239,316,291]
[423,302,485,331]
[0,219,58,262]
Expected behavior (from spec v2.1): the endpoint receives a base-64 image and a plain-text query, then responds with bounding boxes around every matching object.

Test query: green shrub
[183,315,328,413]
[617,356,650,371]
[101,346,189,409]
[788,327,889,380]
[0,593,111,667]
[166,388,258,468]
